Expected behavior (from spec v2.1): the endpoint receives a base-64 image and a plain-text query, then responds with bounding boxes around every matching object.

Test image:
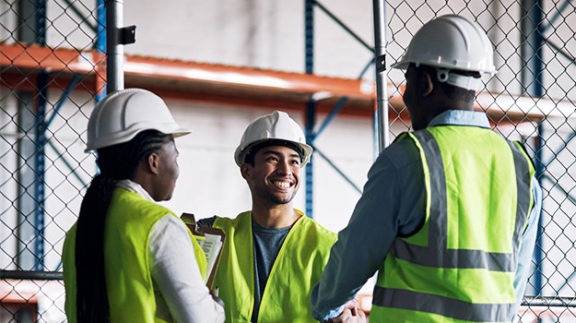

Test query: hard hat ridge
[234,110,313,167]
[85,88,190,153]
[391,14,496,90]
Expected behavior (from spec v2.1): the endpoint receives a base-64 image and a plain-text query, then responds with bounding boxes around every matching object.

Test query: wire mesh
[385,1,576,322]
[0,0,575,322]
[1,0,103,321]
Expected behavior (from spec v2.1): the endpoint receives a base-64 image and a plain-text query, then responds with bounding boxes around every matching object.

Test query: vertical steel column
[520,0,544,296]
[33,70,48,271]
[15,0,47,271]
[96,0,107,100]
[533,122,545,298]
[304,0,315,218]
[372,0,389,154]
[33,0,48,271]
[106,0,124,92]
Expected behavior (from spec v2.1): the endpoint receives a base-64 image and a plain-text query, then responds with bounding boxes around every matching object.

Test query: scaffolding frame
[1,0,576,317]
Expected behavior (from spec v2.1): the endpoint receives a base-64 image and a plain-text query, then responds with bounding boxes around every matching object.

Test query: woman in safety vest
[62,88,224,323]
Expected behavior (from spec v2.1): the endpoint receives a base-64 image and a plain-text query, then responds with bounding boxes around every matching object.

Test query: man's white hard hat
[85,88,190,152]
[234,111,313,167]
[392,14,496,90]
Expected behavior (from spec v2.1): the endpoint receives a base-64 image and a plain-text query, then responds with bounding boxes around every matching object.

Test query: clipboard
[181,213,225,288]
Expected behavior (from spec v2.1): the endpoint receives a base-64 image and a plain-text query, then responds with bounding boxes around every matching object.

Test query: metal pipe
[358,57,376,80]
[45,138,89,190]
[15,0,48,271]
[33,71,48,271]
[544,39,576,65]
[523,296,576,307]
[315,97,348,137]
[305,98,316,218]
[61,0,97,33]
[304,0,315,218]
[96,0,107,100]
[314,0,373,52]
[533,122,545,296]
[313,147,362,194]
[372,0,388,154]
[0,270,63,280]
[106,0,124,92]
[521,0,545,296]
[46,74,81,128]
[542,0,574,33]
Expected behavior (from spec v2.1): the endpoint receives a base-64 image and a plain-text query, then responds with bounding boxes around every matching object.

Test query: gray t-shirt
[251,221,290,322]
[197,216,291,322]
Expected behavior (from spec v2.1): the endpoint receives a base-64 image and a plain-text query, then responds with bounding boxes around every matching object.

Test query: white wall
[142,102,379,233]
[0,90,19,270]
[1,0,576,316]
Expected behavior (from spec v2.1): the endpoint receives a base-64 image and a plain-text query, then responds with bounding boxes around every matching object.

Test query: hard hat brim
[234,139,313,167]
[85,127,191,153]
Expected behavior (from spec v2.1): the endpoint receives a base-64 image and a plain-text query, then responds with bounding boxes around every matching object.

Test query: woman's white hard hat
[85,88,190,152]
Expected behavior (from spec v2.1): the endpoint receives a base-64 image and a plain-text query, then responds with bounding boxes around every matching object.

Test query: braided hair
[74,130,173,322]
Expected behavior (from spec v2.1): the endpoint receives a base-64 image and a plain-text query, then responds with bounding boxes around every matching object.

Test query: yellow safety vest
[63,188,207,323]
[370,126,536,322]
[212,210,337,322]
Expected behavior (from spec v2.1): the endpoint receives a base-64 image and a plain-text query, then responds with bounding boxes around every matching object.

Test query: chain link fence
[384,2,576,322]
[1,0,575,322]
[1,0,102,321]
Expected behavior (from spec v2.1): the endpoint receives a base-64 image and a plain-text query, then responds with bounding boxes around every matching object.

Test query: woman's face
[151,139,180,201]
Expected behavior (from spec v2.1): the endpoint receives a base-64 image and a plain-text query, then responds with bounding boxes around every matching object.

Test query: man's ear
[240,163,251,180]
[147,153,161,175]
[421,71,435,96]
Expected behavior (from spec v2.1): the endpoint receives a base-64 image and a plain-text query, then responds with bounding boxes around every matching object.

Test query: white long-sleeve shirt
[118,180,225,322]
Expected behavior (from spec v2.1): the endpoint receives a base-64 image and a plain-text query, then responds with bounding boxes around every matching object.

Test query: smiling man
[198,111,337,322]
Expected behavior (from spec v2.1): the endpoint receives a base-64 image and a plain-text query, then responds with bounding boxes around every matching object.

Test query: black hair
[243,139,305,165]
[74,130,172,323]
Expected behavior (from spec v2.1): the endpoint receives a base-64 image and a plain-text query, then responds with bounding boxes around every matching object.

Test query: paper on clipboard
[181,213,225,287]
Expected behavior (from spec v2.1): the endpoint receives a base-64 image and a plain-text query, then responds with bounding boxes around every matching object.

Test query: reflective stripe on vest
[373,287,515,322]
[372,128,534,322]
[391,130,533,271]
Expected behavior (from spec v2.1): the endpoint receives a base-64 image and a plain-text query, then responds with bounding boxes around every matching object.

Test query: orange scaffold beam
[0,42,376,117]
[1,42,566,123]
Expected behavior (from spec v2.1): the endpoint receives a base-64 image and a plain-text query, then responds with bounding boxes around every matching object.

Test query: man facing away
[310,15,542,322]
[199,111,338,322]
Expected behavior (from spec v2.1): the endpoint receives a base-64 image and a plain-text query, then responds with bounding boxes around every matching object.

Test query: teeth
[273,180,291,189]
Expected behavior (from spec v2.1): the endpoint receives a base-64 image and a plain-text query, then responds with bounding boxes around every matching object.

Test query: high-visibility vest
[212,211,337,322]
[63,188,207,323]
[371,126,535,322]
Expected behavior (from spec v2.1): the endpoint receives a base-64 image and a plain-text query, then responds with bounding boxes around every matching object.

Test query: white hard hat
[391,15,496,90]
[234,111,313,167]
[85,88,190,152]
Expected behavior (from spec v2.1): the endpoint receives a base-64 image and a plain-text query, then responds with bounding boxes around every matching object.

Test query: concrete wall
[1,1,576,319]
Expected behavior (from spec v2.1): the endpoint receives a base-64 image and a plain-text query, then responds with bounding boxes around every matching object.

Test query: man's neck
[251,203,301,228]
